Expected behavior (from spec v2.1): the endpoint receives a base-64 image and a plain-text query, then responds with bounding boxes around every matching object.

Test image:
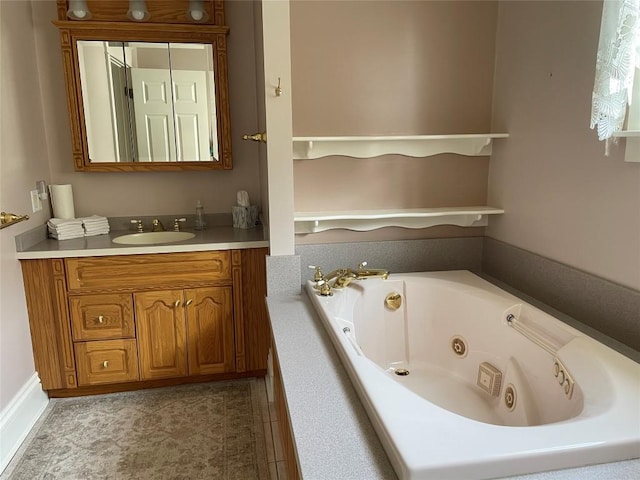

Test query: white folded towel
[49,231,85,240]
[47,218,82,229]
[48,215,110,240]
[84,229,110,237]
[80,215,109,225]
[80,215,110,237]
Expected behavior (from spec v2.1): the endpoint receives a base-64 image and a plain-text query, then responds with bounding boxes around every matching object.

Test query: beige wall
[31,0,263,218]
[0,1,52,410]
[488,1,640,291]
[289,0,498,242]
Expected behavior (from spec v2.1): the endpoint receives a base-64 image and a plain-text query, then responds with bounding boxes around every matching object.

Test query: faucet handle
[318,279,333,296]
[308,265,324,282]
[130,219,144,232]
[358,261,368,271]
[173,218,187,232]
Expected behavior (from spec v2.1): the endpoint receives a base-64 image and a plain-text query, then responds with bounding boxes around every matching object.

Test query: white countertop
[16,226,269,259]
[267,292,640,480]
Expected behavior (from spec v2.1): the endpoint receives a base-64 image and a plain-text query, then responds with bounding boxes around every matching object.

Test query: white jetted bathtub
[306,270,640,480]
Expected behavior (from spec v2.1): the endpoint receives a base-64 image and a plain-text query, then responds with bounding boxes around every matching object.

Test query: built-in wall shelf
[612,130,640,137]
[613,131,640,163]
[292,134,509,160]
[294,207,504,234]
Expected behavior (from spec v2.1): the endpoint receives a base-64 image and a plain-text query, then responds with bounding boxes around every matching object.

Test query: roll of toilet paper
[49,184,76,219]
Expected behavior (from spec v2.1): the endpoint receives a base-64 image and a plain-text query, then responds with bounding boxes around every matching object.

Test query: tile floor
[256,377,288,480]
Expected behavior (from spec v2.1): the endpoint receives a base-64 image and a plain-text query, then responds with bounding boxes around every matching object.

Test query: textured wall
[290,0,498,243]
[488,0,640,291]
[0,0,50,410]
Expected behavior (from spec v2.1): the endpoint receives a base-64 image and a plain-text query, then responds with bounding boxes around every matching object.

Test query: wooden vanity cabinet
[20,249,269,396]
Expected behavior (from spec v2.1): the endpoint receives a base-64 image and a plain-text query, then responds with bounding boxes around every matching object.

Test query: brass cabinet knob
[174,300,181,308]
[98,315,104,324]
[103,361,109,368]
[185,299,193,306]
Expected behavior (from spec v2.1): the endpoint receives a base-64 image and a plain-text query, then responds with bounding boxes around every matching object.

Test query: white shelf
[610,131,640,163]
[292,134,509,159]
[294,207,504,234]
[612,130,640,137]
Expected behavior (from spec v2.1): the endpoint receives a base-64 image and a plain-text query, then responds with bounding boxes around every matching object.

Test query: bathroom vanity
[17,228,269,397]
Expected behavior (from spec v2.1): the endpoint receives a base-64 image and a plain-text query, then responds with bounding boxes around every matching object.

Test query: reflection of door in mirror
[108,54,137,162]
[78,41,218,163]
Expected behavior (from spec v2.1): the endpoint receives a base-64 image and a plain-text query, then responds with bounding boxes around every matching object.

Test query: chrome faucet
[151,218,165,232]
[310,262,389,296]
[130,219,144,232]
[173,218,187,232]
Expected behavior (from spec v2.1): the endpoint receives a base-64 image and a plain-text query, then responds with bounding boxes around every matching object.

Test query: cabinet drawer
[65,251,231,292]
[69,294,134,341]
[75,339,139,386]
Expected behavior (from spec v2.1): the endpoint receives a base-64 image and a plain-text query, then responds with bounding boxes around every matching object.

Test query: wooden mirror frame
[54,20,232,172]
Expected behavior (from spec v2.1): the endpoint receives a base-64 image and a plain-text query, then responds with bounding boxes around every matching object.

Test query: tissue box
[232,205,259,229]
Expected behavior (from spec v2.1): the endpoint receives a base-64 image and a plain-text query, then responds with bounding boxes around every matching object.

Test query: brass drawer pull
[185,299,193,306]
[98,315,104,324]
[174,300,181,308]
[103,360,109,368]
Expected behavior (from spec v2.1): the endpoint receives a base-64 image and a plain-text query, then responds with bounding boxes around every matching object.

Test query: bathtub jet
[306,270,640,480]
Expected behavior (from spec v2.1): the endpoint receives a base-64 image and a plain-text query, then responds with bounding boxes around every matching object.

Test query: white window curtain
[590,0,640,151]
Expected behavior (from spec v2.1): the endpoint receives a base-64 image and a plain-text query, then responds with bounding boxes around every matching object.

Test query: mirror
[78,41,218,163]
[54,22,232,171]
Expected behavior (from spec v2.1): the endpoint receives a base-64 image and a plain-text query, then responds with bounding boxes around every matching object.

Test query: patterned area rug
[2,379,268,480]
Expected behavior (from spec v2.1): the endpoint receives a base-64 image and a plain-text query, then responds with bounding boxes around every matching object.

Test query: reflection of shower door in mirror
[131,69,210,162]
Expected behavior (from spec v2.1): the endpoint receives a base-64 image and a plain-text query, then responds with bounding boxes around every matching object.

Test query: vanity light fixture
[188,0,209,22]
[127,0,151,22]
[66,0,91,20]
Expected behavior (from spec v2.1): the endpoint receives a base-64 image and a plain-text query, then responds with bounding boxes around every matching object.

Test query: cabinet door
[185,287,235,375]
[135,290,187,380]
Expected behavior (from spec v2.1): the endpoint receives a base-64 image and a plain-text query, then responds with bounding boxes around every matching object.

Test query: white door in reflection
[131,69,210,162]
[132,68,175,162]
[172,70,211,161]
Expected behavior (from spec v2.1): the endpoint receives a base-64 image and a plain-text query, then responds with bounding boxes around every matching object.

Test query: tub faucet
[309,262,389,296]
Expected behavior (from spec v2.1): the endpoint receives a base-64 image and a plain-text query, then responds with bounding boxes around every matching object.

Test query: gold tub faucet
[310,262,389,296]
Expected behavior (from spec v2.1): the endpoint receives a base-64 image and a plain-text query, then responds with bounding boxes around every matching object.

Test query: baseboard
[0,373,49,473]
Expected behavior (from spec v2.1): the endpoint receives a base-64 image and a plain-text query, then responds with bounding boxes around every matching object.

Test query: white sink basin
[112,231,196,245]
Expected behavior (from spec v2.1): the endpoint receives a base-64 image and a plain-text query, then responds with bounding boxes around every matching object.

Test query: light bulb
[67,0,91,20]
[188,0,208,22]
[128,0,150,21]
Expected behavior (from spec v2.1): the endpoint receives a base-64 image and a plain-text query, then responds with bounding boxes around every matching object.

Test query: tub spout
[309,262,389,296]
[355,261,389,280]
